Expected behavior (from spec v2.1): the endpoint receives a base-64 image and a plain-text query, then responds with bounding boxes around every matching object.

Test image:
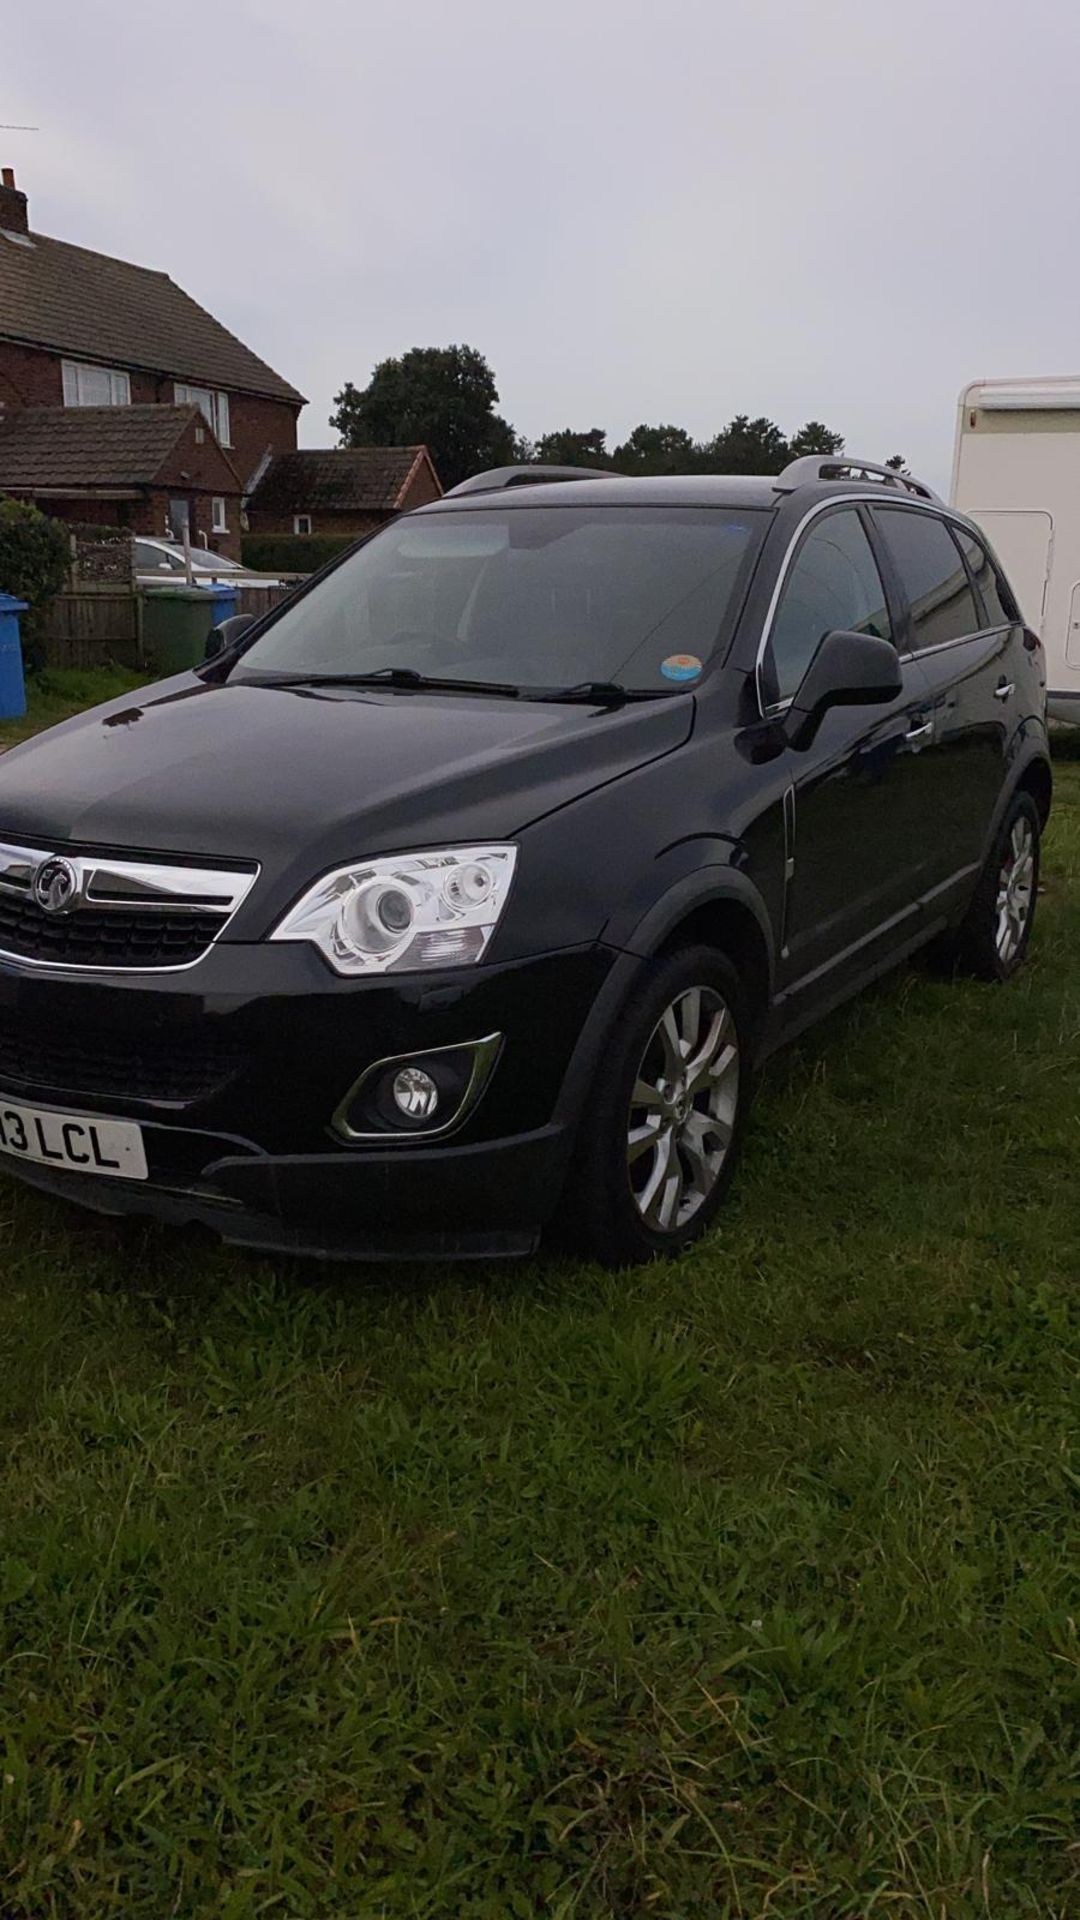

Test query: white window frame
[62,359,130,407]
[294,513,312,535]
[211,496,228,533]
[174,382,231,445]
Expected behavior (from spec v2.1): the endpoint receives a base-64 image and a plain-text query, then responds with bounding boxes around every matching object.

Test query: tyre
[947,790,1041,982]
[562,944,751,1267]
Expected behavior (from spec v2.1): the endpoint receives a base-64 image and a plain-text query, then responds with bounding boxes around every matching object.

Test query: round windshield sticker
[661,653,703,683]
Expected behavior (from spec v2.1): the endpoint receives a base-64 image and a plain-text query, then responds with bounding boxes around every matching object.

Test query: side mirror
[204,612,256,662]
[782,629,902,750]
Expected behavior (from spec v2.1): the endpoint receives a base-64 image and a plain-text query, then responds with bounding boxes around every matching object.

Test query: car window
[876,508,981,651]
[950,525,1018,628]
[135,542,183,571]
[766,508,892,703]
[233,506,768,694]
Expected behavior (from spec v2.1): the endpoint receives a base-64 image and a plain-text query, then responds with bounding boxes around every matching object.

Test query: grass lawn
[0,667,150,751]
[0,679,1078,1916]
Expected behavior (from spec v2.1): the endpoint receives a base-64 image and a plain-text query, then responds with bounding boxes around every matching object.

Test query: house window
[62,359,130,407]
[168,498,191,542]
[174,383,231,445]
[211,497,228,533]
[294,513,312,535]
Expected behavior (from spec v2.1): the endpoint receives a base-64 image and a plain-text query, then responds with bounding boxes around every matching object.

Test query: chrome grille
[0,841,258,971]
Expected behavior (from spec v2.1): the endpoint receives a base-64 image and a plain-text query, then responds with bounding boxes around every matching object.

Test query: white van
[952,376,1080,723]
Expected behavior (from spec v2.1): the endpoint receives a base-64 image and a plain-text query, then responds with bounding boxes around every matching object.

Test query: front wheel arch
[614,866,775,1016]
[556,941,753,1265]
[553,874,775,1142]
[652,897,772,1044]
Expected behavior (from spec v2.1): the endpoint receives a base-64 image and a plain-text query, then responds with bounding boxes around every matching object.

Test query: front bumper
[0,940,626,1258]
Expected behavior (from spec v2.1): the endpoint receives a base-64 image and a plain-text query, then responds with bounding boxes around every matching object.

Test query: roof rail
[444,464,612,497]
[776,454,942,505]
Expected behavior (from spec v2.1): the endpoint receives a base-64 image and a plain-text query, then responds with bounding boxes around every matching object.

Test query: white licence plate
[0,1100,148,1181]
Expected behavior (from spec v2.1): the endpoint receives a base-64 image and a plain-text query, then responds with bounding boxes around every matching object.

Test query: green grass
[0,667,149,750]
[0,730,1078,1916]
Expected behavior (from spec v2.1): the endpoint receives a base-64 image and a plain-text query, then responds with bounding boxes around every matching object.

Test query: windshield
[137,542,242,573]
[231,505,767,694]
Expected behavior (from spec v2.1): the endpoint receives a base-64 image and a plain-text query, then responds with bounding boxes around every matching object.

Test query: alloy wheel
[995,814,1035,965]
[626,985,739,1234]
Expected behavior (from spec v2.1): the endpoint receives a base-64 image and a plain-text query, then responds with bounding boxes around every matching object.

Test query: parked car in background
[953,375,1080,724]
[134,538,284,592]
[0,457,1050,1266]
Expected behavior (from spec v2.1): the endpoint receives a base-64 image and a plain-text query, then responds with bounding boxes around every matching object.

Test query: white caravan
[952,376,1080,722]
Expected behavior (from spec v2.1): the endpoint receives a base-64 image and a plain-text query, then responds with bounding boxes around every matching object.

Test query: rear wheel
[562,944,751,1267]
[946,790,1041,981]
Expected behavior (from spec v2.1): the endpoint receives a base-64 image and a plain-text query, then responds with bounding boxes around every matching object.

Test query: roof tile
[0,229,304,405]
[249,447,431,513]
[0,404,210,487]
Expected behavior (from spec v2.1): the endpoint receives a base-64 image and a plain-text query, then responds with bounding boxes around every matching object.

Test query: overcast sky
[4,0,1079,490]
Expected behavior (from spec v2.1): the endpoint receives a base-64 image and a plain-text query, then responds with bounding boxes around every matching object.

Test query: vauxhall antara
[0,457,1049,1264]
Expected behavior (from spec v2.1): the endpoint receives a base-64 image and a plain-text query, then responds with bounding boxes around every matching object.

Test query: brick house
[246,445,442,539]
[0,405,244,557]
[0,168,304,558]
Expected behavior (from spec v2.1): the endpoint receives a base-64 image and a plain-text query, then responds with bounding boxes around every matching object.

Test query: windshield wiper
[243,666,522,698]
[529,680,672,706]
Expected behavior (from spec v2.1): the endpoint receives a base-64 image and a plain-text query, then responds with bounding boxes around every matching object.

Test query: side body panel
[776,671,938,989]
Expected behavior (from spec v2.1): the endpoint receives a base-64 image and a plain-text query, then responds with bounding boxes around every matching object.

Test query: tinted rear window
[876,508,981,650]
[951,525,1017,628]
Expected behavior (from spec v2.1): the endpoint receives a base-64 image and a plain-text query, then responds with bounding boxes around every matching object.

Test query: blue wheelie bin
[0,593,28,720]
[203,584,239,641]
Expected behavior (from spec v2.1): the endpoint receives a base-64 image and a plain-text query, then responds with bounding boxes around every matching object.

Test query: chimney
[0,167,29,235]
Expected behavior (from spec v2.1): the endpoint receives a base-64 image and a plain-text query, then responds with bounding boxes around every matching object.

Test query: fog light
[332,1033,503,1142]
[391,1066,440,1121]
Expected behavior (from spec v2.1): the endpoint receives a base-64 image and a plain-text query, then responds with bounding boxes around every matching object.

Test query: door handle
[904,719,934,744]
[994,681,1015,701]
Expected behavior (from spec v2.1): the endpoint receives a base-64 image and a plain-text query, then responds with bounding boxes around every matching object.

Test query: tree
[532,428,610,469]
[329,344,516,491]
[885,453,909,473]
[700,415,790,475]
[611,423,698,474]
[788,421,845,459]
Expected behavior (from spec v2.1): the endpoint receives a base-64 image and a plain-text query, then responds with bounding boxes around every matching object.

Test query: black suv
[0,456,1050,1265]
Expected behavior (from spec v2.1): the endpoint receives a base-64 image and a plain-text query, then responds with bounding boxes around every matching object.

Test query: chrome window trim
[895,627,1011,667]
[0,842,259,975]
[754,493,992,717]
[331,1033,503,1145]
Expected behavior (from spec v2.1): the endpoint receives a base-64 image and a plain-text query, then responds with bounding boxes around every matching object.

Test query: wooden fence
[39,587,142,670]
[232,582,301,620]
[37,579,304,670]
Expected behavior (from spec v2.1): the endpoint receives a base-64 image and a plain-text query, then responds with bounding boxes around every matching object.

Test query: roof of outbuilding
[0,228,305,405]
[248,446,438,513]
[0,404,225,488]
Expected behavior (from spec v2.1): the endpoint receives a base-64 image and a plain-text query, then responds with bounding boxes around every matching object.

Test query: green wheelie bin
[142,586,228,673]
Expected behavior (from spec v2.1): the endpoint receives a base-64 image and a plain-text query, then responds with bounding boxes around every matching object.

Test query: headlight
[269,845,517,976]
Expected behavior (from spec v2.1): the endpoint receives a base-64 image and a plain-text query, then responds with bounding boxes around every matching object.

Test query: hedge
[0,496,70,607]
[0,496,71,671]
[241,533,357,574]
